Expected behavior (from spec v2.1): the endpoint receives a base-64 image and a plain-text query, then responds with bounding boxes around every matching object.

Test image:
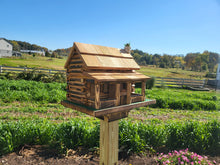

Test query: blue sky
[1,0,220,55]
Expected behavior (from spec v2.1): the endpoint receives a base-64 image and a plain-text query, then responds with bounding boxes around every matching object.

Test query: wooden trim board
[61,99,156,121]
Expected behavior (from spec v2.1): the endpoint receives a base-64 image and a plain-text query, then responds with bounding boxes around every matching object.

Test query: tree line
[131,49,219,73]
[8,40,48,52]
[7,39,219,73]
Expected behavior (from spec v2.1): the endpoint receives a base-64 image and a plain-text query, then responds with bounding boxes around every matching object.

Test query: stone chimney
[124,43,131,54]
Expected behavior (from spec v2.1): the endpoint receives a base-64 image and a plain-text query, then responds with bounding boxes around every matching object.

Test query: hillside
[6,39,48,52]
[0,54,66,70]
[0,54,209,79]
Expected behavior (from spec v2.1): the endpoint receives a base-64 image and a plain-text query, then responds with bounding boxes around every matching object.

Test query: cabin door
[120,83,127,105]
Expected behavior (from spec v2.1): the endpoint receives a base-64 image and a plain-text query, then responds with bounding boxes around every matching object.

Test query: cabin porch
[86,80,146,109]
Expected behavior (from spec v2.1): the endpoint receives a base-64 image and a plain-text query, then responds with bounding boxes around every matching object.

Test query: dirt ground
[0,145,157,165]
[0,145,219,165]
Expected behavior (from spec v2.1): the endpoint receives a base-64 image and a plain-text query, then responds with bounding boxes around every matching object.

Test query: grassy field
[0,55,66,70]
[0,56,208,78]
[139,66,206,79]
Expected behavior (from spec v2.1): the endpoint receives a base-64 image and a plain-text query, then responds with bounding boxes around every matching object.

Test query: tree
[45,51,51,57]
[51,52,58,58]
[10,41,20,51]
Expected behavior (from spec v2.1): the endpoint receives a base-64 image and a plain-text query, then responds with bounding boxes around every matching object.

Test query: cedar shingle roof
[65,42,140,70]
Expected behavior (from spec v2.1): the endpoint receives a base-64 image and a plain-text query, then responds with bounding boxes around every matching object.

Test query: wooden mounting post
[100,116,119,165]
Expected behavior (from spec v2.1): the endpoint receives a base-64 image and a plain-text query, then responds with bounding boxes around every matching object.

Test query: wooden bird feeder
[61,42,156,165]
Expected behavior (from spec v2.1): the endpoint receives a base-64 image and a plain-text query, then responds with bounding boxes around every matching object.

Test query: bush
[135,77,155,89]
[0,70,66,83]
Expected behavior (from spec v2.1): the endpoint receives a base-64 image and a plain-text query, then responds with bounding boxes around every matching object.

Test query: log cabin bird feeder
[61,42,156,165]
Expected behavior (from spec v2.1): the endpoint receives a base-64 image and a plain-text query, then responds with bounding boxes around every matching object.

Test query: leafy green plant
[145,88,219,111]
[0,79,66,103]
[0,119,219,156]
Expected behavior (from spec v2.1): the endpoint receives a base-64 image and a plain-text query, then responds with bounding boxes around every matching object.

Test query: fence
[0,66,65,74]
[155,77,205,88]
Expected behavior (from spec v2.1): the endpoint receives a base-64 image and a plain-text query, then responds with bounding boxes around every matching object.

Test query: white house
[20,49,45,56]
[0,38,13,58]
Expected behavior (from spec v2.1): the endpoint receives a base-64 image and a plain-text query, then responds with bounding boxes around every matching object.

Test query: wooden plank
[127,82,131,104]
[61,100,94,116]
[115,83,120,106]
[67,96,82,102]
[67,87,81,93]
[68,85,85,90]
[67,73,84,77]
[68,68,82,72]
[62,99,156,121]
[81,54,140,70]
[68,81,85,86]
[104,111,129,122]
[70,60,83,64]
[95,82,100,109]
[69,64,83,68]
[68,92,86,98]
[71,54,81,59]
[100,119,118,165]
[95,99,156,117]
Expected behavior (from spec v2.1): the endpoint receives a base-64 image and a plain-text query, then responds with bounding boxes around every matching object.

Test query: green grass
[139,66,206,79]
[0,54,66,70]
[0,56,208,79]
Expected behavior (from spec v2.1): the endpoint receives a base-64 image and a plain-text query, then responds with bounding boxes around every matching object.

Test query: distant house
[0,38,13,58]
[20,49,45,56]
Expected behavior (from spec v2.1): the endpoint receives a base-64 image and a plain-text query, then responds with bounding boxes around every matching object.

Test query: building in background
[0,38,13,58]
[20,49,45,56]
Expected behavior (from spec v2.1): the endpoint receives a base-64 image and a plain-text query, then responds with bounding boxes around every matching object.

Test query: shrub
[0,70,66,83]
[135,77,155,89]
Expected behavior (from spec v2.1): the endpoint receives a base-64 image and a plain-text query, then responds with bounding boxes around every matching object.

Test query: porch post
[115,83,120,106]
[95,81,100,109]
[126,82,131,104]
[141,81,146,101]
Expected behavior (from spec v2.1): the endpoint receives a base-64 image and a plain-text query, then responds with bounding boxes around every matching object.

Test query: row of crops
[0,119,219,156]
[0,79,219,156]
[0,79,219,110]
